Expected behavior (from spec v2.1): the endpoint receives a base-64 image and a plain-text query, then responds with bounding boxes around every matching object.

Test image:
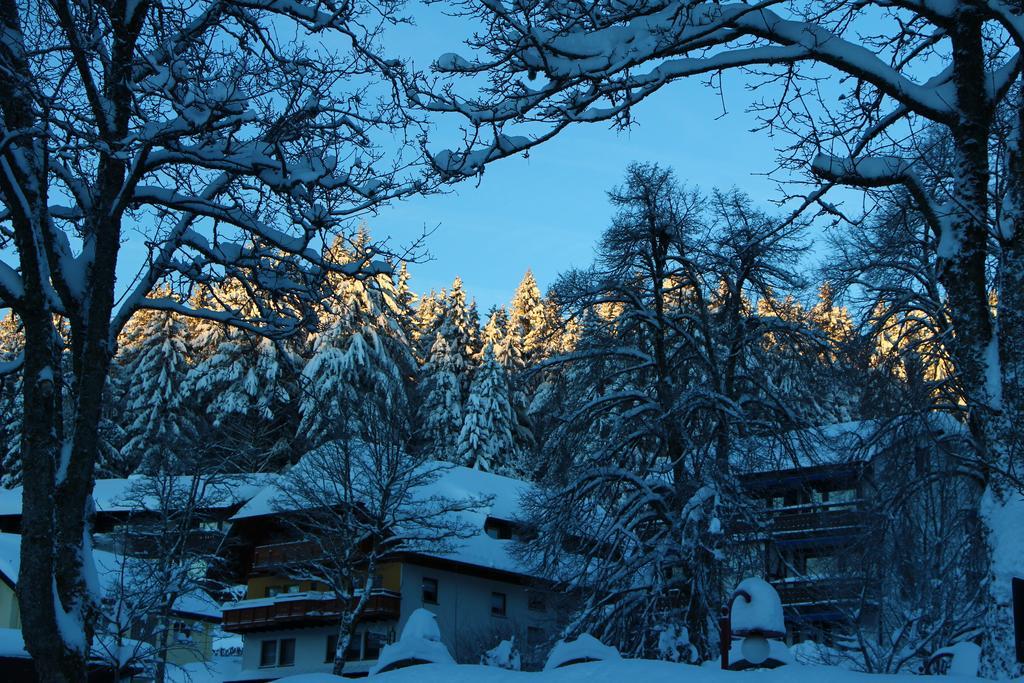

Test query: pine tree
[481,306,508,354]
[416,335,463,459]
[187,331,300,470]
[118,310,195,474]
[507,270,560,366]
[445,277,477,358]
[394,262,419,342]
[298,315,414,449]
[456,345,516,473]
[413,290,445,363]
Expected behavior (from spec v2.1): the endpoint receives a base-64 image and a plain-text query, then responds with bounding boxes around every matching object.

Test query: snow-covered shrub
[481,638,521,670]
[657,624,697,663]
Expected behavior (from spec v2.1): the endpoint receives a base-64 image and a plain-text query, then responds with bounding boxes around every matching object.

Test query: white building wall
[240,626,335,679]
[239,621,398,677]
[237,562,561,677]
[397,562,558,663]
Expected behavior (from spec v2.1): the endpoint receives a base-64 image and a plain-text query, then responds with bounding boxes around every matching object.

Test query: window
[265,584,301,598]
[345,633,362,661]
[259,640,277,667]
[527,626,544,647]
[260,638,295,667]
[422,577,438,604]
[527,592,546,612]
[491,591,507,617]
[278,638,296,666]
[364,631,386,660]
[326,635,338,663]
[485,518,513,540]
[172,620,193,642]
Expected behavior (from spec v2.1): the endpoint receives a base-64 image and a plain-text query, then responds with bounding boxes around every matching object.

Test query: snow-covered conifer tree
[416,336,463,459]
[507,270,554,366]
[298,236,421,449]
[456,345,516,472]
[187,331,300,470]
[119,311,195,474]
[481,306,509,355]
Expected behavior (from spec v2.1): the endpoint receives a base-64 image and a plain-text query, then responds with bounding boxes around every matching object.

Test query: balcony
[770,501,866,537]
[771,578,864,608]
[221,590,401,633]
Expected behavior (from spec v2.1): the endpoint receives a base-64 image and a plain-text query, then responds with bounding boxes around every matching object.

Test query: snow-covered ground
[267,660,991,683]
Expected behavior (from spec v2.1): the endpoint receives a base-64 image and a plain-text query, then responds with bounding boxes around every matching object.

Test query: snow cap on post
[543,633,621,670]
[730,577,785,636]
[400,608,443,642]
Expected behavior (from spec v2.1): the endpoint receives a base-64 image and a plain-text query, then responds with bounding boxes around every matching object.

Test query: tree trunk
[976,83,1024,680]
[18,313,87,682]
[331,573,373,676]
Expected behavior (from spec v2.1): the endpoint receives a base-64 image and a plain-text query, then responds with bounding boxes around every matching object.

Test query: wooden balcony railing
[221,590,400,633]
[771,578,863,607]
[730,502,868,538]
[252,540,322,568]
[771,502,866,536]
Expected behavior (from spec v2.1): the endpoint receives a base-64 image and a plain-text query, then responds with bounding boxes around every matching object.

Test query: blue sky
[369,6,794,312]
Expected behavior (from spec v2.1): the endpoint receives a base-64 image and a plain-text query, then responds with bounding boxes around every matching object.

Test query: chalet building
[733,417,970,649]
[0,474,270,554]
[219,465,562,680]
[741,454,870,646]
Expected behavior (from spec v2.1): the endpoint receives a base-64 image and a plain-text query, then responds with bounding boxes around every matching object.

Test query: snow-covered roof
[735,415,966,476]
[0,474,272,517]
[232,455,537,578]
[0,532,220,620]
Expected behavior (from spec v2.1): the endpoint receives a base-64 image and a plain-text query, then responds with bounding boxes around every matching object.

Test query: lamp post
[721,578,786,670]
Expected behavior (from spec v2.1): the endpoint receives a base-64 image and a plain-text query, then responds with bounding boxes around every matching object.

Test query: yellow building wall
[245,575,324,599]
[0,580,21,629]
[244,562,402,599]
[379,562,401,592]
[163,616,215,667]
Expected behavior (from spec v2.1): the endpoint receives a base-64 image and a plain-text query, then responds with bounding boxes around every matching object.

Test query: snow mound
[369,658,991,682]
[275,676,348,683]
[730,577,784,634]
[370,609,455,675]
[544,634,621,671]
